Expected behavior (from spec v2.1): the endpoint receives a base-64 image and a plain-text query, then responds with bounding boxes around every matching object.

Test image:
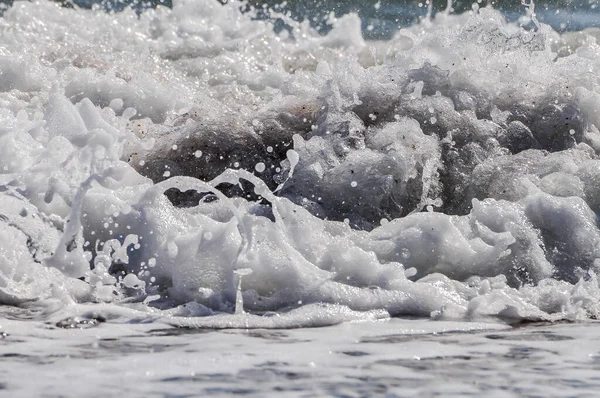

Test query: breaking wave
[2,0,600,327]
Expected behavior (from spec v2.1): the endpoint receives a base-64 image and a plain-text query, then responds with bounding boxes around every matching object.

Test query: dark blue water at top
[35,0,600,36]
[2,0,600,38]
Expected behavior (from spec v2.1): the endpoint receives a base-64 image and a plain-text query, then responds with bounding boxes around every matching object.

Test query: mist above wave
[1,0,600,327]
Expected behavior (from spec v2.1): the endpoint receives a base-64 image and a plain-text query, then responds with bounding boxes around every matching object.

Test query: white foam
[1,1,600,327]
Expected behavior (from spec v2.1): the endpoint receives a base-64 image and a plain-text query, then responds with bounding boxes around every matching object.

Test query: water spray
[521,0,541,30]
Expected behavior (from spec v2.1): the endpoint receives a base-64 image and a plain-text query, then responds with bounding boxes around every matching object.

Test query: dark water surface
[5,0,600,36]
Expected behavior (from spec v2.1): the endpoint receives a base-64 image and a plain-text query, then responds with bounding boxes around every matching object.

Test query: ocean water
[1,0,600,395]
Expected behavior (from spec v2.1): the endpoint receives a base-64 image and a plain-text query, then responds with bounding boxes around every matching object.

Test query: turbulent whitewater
[2,0,600,328]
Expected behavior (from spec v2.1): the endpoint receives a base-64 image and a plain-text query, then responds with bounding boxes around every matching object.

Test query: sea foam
[1,0,600,327]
